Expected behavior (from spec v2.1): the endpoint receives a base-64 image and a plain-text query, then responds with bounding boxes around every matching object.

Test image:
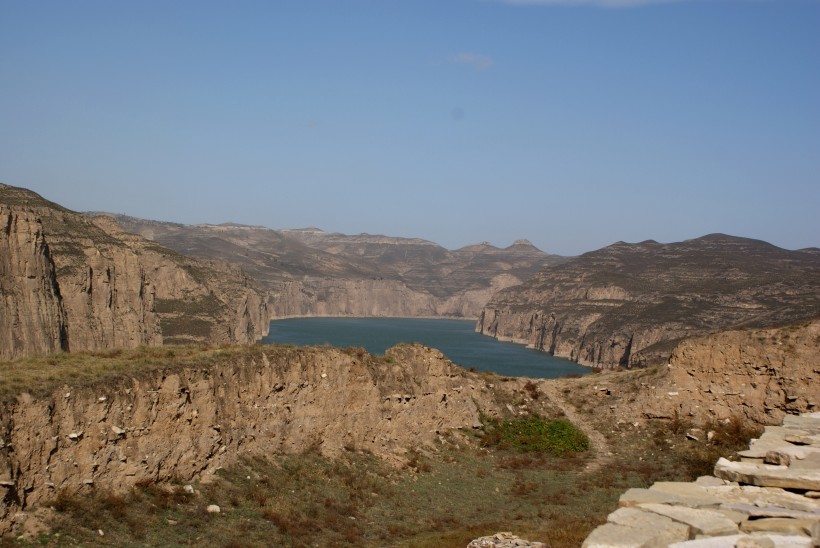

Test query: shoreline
[268,314,480,322]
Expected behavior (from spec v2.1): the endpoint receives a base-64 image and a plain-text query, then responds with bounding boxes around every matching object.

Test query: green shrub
[482,416,590,456]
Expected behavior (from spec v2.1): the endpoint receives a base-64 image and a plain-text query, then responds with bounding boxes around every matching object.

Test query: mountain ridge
[477,233,820,369]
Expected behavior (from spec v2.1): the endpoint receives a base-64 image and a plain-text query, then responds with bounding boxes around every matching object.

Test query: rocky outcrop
[0,184,269,359]
[0,343,503,533]
[478,235,820,369]
[111,216,562,320]
[583,412,820,547]
[622,321,820,426]
[0,207,68,358]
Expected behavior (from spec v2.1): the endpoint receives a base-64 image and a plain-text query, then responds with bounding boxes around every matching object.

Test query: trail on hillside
[538,379,613,473]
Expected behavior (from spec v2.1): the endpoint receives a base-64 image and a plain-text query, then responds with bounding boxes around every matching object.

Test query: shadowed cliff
[0,184,269,360]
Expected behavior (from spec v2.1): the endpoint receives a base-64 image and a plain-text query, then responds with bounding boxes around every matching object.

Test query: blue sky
[1,0,818,255]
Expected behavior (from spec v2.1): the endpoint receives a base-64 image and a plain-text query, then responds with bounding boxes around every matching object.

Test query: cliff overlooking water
[477,235,820,369]
[0,184,269,360]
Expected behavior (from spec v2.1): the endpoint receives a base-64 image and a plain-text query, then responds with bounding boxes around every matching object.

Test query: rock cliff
[623,320,820,426]
[478,235,820,369]
[110,216,561,319]
[0,184,269,360]
[0,343,504,533]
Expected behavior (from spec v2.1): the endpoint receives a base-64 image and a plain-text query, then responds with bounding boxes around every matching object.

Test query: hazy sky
[2,0,818,255]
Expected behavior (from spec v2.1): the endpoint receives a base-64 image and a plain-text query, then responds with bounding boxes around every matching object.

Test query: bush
[482,416,590,456]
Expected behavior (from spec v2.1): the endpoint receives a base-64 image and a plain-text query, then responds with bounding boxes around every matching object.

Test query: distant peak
[511,239,533,246]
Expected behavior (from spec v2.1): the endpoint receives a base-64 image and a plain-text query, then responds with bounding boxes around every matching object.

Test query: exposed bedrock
[0,185,269,360]
[0,344,502,533]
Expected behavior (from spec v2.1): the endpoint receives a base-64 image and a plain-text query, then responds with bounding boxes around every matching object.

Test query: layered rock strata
[583,412,820,547]
[111,216,560,320]
[478,235,820,369]
[619,321,820,426]
[0,344,503,534]
[0,184,269,359]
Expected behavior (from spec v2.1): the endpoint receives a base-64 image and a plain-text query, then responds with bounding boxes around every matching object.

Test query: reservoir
[259,317,589,379]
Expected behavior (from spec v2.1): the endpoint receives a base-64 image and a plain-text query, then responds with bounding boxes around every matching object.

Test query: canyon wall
[477,235,820,369]
[111,216,559,321]
[268,273,521,320]
[628,320,820,425]
[0,207,68,359]
[0,344,502,533]
[0,185,269,360]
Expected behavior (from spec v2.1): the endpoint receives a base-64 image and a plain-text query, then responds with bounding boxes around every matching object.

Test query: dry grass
[0,345,248,402]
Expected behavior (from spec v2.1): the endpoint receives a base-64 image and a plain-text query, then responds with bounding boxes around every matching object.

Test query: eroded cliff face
[0,344,502,532]
[629,321,820,425]
[0,184,269,360]
[268,273,522,319]
[478,235,820,369]
[111,216,561,321]
[0,207,67,359]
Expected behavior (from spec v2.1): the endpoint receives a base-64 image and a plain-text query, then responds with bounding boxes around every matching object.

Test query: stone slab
[639,503,739,536]
[606,507,691,542]
[649,482,724,506]
[714,458,820,490]
[720,502,820,520]
[740,517,816,536]
[582,522,682,548]
[668,534,813,547]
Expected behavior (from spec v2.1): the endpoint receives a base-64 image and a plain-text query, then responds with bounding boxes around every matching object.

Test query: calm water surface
[259,318,589,379]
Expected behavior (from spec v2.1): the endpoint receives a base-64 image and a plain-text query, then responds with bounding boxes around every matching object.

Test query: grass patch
[482,416,590,456]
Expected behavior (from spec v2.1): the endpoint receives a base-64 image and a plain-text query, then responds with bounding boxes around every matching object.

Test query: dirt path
[538,378,613,473]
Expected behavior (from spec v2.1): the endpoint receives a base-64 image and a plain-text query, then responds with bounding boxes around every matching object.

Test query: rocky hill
[477,235,820,369]
[0,184,269,360]
[110,216,562,319]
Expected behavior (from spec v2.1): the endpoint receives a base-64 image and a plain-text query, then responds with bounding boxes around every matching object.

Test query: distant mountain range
[108,214,561,319]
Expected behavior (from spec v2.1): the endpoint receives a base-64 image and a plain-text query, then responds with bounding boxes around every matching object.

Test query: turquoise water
[259,317,589,379]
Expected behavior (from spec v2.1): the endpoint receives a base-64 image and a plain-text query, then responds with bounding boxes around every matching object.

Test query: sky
[1,0,818,256]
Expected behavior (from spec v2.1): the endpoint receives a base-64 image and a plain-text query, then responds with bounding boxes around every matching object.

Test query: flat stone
[649,482,724,506]
[695,476,731,487]
[582,522,681,548]
[606,507,691,542]
[714,458,820,490]
[668,534,813,547]
[740,517,815,536]
[782,415,820,433]
[720,503,820,520]
[620,487,716,509]
[639,503,739,536]
[717,508,750,524]
[735,486,820,513]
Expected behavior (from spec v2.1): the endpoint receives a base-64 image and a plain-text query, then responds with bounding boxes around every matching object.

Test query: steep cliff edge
[549,321,819,428]
[625,320,819,425]
[111,216,562,319]
[478,235,820,369]
[0,344,505,533]
[0,184,269,360]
